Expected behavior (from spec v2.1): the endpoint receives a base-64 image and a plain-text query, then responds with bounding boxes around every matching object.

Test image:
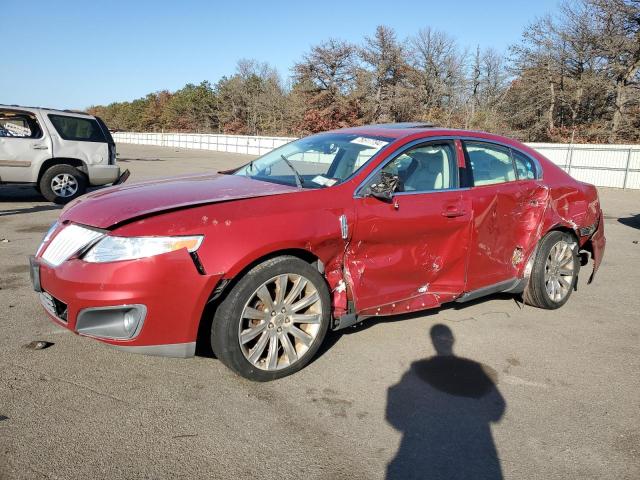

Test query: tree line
[88,0,640,143]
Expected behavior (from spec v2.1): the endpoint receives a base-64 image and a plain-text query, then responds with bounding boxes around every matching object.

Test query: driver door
[345,140,472,316]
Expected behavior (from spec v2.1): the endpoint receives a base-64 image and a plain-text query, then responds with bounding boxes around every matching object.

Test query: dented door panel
[465,181,527,291]
[345,191,472,314]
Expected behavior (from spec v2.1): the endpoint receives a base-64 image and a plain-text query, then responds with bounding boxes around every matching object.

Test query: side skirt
[455,278,525,303]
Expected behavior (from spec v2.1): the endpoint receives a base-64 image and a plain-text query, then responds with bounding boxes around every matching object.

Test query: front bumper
[32,250,222,357]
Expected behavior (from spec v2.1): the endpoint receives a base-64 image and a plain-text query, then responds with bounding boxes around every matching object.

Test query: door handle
[32,144,48,150]
[442,209,466,218]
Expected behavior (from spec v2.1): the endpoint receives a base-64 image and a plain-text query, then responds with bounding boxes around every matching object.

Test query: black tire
[39,164,87,204]
[524,231,580,309]
[211,256,331,381]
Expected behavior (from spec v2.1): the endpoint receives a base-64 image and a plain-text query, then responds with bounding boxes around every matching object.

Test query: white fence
[113,131,293,156]
[113,132,640,189]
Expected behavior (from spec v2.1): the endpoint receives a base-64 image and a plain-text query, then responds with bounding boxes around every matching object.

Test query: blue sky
[3,0,560,109]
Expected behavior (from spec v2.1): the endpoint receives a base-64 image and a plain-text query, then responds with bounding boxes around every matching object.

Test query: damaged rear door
[463,140,548,291]
[345,140,472,316]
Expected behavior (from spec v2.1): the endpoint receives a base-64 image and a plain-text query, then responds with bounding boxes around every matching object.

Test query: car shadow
[0,185,111,217]
[0,204,62,217]
[385,324,505,480]
[618,214,640,230]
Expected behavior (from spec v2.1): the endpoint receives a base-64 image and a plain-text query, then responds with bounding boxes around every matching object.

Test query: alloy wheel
[544,240,575,302]
[51,173,79,198]
[238,273,323,371]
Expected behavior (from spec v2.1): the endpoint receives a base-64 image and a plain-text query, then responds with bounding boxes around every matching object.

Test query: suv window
[381,142,457,192]
[0,110,43,138]
[511,149,539,180]
[464,141,516,186]
[48,114,107,142]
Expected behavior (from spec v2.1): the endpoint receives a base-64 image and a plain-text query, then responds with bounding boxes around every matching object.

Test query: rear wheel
[524,231,579,309]
[40,164,87,204]
[211,256,331,381]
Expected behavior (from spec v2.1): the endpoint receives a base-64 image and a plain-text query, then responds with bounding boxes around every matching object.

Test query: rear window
[48,114,107,143]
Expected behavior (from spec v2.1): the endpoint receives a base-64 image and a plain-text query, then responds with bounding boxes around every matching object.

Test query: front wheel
[211,256,331,381]
[524,231,580,309]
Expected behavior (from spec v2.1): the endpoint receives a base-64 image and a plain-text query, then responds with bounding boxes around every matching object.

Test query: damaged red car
[31,123,605,381]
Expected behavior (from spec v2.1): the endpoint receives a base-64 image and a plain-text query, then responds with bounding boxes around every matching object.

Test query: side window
[464,141,517,186]
[0,110,43,138]
[381,142,457,192]
[48,114,107,142]
[511,149,538,180]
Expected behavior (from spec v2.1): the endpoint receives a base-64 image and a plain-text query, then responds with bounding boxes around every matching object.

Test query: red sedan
[30,123,606,381]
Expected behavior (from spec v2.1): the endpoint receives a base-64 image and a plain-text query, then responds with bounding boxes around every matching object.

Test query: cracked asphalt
[1,144,639,479]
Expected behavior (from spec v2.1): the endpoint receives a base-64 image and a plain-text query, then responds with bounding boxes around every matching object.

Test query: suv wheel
[524,231,580,309]
[40,164,87,204]
[211,256,331,381]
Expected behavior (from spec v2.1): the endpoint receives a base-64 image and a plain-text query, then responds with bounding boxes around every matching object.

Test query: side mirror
[365,171,400,203]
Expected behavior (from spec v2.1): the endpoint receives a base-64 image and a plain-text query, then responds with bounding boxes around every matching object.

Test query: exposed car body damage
[33,126,605,357]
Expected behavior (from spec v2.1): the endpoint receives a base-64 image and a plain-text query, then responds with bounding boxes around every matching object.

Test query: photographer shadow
[386,324,505,480]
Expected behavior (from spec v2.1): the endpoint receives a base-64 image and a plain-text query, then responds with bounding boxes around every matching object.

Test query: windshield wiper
[280,154,304,188]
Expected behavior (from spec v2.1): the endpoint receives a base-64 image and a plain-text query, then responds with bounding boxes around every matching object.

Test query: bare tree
[360,25,412,122]
[589,0,640,140]
[409,27,467,125]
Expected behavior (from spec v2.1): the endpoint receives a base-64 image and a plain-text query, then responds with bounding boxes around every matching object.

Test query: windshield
[234,133,393,188]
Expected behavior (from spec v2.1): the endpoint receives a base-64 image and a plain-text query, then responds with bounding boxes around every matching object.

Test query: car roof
[0,104,94,118]
[335,123,516,144]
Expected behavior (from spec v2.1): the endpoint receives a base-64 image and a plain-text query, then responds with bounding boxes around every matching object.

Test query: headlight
[83,235,203,263]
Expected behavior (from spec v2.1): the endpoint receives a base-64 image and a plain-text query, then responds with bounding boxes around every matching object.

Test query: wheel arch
[545,224,579,242]
[194,247,324,355]
[37,157,87,184]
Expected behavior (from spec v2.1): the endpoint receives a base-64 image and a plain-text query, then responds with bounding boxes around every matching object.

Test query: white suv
[0,105,127,203]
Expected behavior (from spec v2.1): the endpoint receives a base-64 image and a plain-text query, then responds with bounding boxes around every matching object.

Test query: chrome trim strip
[39,291,67,323]
[339,214,348,239]
[0,160,31,167]
[41,224,104,267]
[457,136,544,181]
[110,342,196,358]
[353,134,545,199]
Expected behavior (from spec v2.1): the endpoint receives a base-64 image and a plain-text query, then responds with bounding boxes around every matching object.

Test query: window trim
[509,146,543,181]
[461,138,544,188]
[0,109,44,140]
[47,113,108,143]
[354,137,466,198]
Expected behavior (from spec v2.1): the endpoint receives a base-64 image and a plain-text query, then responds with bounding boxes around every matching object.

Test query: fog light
[76,305,147,340]
[123,310,139,334]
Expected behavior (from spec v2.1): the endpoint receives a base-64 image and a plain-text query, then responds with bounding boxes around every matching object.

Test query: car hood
[59,173,298,229]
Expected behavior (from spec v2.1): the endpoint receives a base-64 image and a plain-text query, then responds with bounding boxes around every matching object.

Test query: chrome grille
[39,292,67,322]
[41,224,103,266]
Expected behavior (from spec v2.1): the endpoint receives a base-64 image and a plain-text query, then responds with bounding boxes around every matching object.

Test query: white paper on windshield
[311,175,337,187]
[350,137,389,149]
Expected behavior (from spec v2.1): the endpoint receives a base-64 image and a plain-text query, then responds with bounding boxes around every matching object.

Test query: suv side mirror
[365,171,400,203]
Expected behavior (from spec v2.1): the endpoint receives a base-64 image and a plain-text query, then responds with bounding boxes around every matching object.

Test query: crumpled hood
[60,173,298,229]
